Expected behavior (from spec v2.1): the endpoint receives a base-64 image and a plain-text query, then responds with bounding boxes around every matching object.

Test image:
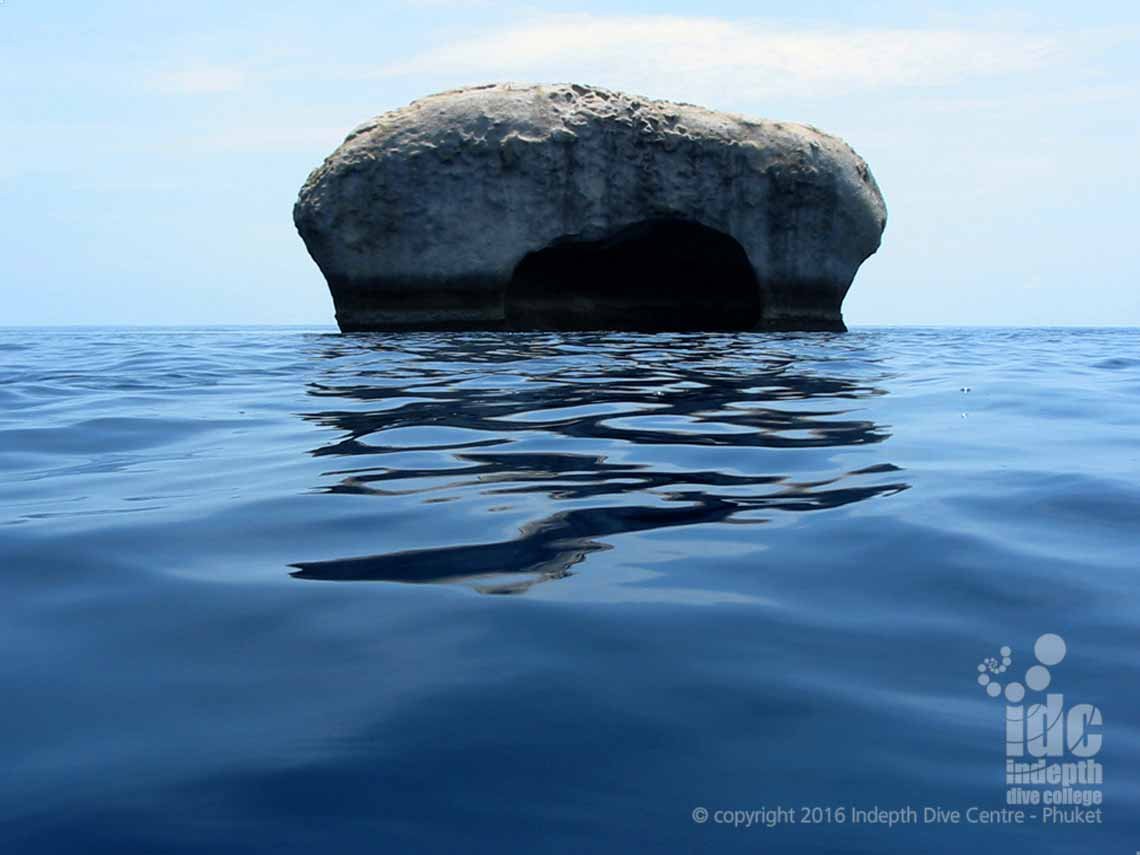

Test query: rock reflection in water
[289,333,909,593]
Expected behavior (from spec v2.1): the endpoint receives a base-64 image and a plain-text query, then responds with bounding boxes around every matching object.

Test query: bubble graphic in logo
[1025,664,1051,692]
[1034,634,1067,667]
[1018,633,1064,693]
[976,645,1014,696]
[976,634,1067,701]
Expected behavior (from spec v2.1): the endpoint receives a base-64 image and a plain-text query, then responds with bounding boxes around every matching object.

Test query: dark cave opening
[504,219,764,331]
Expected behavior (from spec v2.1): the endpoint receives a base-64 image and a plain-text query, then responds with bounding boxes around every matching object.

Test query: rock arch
[504,219,763,330]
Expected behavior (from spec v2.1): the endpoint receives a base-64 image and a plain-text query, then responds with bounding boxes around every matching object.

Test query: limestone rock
[294,83,887,332]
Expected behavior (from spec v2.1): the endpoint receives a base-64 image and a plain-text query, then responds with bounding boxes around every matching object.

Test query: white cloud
[402,0,493,6]
[150,65,247,95]
[379,13,1064,100]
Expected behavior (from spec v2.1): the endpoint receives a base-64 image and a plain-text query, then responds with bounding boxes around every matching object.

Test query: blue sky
[2,1,1137,326]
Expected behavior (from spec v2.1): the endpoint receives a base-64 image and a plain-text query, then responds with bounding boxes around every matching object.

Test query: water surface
[1,327,1137,853]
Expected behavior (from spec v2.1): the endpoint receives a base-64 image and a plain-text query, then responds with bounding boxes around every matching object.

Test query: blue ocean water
[1,326,1137,854]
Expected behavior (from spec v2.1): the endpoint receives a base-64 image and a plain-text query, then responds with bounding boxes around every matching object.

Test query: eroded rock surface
[294,83,887,331]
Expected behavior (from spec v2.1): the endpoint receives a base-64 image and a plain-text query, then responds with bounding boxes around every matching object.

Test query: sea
[1,326,1137,854]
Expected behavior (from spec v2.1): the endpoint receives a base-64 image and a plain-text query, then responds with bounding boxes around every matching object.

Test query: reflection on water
[290,333,909,593]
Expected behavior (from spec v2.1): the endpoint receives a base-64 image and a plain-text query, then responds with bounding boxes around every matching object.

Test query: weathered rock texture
[294,83,887,332]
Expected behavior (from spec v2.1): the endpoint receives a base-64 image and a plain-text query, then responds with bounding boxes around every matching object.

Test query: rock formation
[294,83,887,332]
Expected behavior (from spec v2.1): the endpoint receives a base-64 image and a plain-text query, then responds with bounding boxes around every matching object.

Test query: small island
[294,83,887,332]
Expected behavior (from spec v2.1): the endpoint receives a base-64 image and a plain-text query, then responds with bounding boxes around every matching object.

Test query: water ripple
[290,332,905,592]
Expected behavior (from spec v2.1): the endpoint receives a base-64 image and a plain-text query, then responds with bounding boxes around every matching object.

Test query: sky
[1,1,1138,326]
